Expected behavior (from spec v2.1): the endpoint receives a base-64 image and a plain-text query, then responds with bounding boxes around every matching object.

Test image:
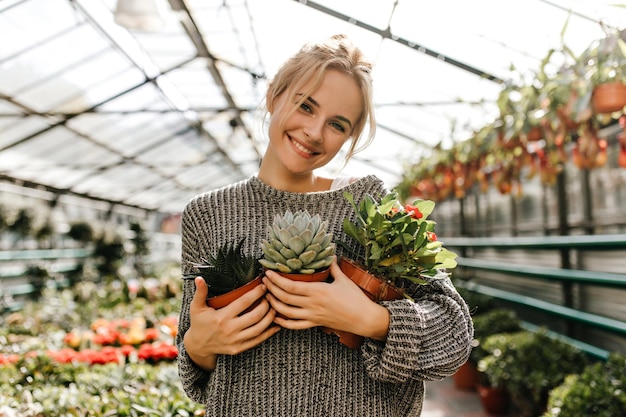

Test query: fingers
[264,291,301,319]
[329,259,348,281]
[190,277,210,313]
[263,269,325,298]
[222,282,268,317]
[237,302,281,340]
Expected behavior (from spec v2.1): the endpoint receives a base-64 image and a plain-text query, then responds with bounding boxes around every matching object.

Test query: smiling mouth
[290,137,319,156]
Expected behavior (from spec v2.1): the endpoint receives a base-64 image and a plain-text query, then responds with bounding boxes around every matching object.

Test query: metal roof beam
[292,0,504,83]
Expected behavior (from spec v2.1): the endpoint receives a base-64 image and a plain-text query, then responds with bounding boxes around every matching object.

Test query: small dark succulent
[184,238,261,296]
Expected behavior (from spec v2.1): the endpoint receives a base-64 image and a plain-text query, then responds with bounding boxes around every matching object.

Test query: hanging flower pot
[526,125,542,142]
[618,144,626,168]
[591,82,626,114]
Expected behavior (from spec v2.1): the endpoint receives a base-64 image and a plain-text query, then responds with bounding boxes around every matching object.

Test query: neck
[257,165,332,193]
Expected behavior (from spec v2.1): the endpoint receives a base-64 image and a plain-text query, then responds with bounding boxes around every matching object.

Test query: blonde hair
[264,34,376,163]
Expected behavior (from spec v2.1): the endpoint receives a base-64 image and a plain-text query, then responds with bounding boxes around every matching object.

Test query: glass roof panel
[315,0,397,30]
[0,115,52,150]
[0,0,83,61]
[1,0,623,213]
[164,63,231,109]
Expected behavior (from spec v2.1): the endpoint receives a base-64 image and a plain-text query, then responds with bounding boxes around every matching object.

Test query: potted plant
[495,67,543,146]
[93,233,126,278]
[35,219,55,249]
[579,27,626,114]
[542,352,626,417]
[259,209,335,282]
[341,190,457,291]
[67,221,94,244]
[454,308,521,391]
[478,329,589,417]
[9,207,34,249]
[328,191,458,349]
[184,237,262,309]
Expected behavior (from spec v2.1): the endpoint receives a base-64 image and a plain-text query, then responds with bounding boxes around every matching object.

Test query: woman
[177,34,473,416]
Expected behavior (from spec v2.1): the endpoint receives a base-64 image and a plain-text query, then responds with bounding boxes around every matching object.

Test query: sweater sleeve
[360,275,473,384]
[176,200,213,405]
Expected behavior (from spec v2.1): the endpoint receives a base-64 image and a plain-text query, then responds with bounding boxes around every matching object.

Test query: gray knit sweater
[177,174,473,417]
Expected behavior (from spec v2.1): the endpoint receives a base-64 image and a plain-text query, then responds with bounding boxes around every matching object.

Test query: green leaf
[263,245,287,263]
[288,235,306,255]
[298,250,316,265]
[343,219,365,246]
[286,258,303,271]
[314,245,335,261]
[413,199,435,218]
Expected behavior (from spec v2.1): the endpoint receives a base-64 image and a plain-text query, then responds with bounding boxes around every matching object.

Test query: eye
[329,121,347,133]
[299,101,313,113]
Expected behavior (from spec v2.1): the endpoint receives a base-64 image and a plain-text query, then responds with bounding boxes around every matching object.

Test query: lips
[289,136,319,156]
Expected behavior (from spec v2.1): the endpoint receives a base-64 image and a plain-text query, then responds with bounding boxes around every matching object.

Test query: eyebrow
[303,95,353,128]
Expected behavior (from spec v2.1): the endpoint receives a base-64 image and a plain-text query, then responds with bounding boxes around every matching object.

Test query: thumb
[330,257,348,281]
[190,277,209,311]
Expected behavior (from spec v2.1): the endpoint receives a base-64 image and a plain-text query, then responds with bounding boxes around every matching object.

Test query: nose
[303,117,324,142]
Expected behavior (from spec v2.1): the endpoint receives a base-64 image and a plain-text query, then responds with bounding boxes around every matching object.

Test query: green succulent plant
[184,237,261,296]
[259,210,335,274]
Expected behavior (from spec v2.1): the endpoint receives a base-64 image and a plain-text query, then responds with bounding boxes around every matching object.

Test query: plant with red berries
[340,191,457,288]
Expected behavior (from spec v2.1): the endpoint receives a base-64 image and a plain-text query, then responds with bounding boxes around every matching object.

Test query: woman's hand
[183,277,281,370]
[263,259,390,341]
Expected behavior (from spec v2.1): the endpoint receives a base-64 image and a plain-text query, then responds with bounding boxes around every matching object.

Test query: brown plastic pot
[321,257,404,350]
[206,276,263,310]
[276,268,330,282]
[338,257,404,301]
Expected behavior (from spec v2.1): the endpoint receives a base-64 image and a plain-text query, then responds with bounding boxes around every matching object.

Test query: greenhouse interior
[1,0,626,416]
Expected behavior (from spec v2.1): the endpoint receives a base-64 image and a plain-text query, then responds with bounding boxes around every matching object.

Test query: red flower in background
[0,353,19,365]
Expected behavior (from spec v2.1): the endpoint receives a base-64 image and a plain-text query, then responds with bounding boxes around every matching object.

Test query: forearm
[353,302,390,341]
[184,328,218,370]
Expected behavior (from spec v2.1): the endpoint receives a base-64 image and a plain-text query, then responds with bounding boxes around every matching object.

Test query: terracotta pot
[477,384,511,416]
[277,268,330,282]
[452,361,479,391]
[338,257,404,301]
[321,258,404,350]
[592,82,626,114]
[274,268,330,318]
[206,276,263,310]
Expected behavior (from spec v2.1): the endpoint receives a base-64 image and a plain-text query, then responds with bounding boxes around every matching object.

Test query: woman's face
[266,70,363,176]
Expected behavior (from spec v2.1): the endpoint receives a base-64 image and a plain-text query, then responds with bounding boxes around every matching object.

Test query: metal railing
[447,234,626,360]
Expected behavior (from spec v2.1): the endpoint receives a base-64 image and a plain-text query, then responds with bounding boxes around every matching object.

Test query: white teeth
[292,139,314,154]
